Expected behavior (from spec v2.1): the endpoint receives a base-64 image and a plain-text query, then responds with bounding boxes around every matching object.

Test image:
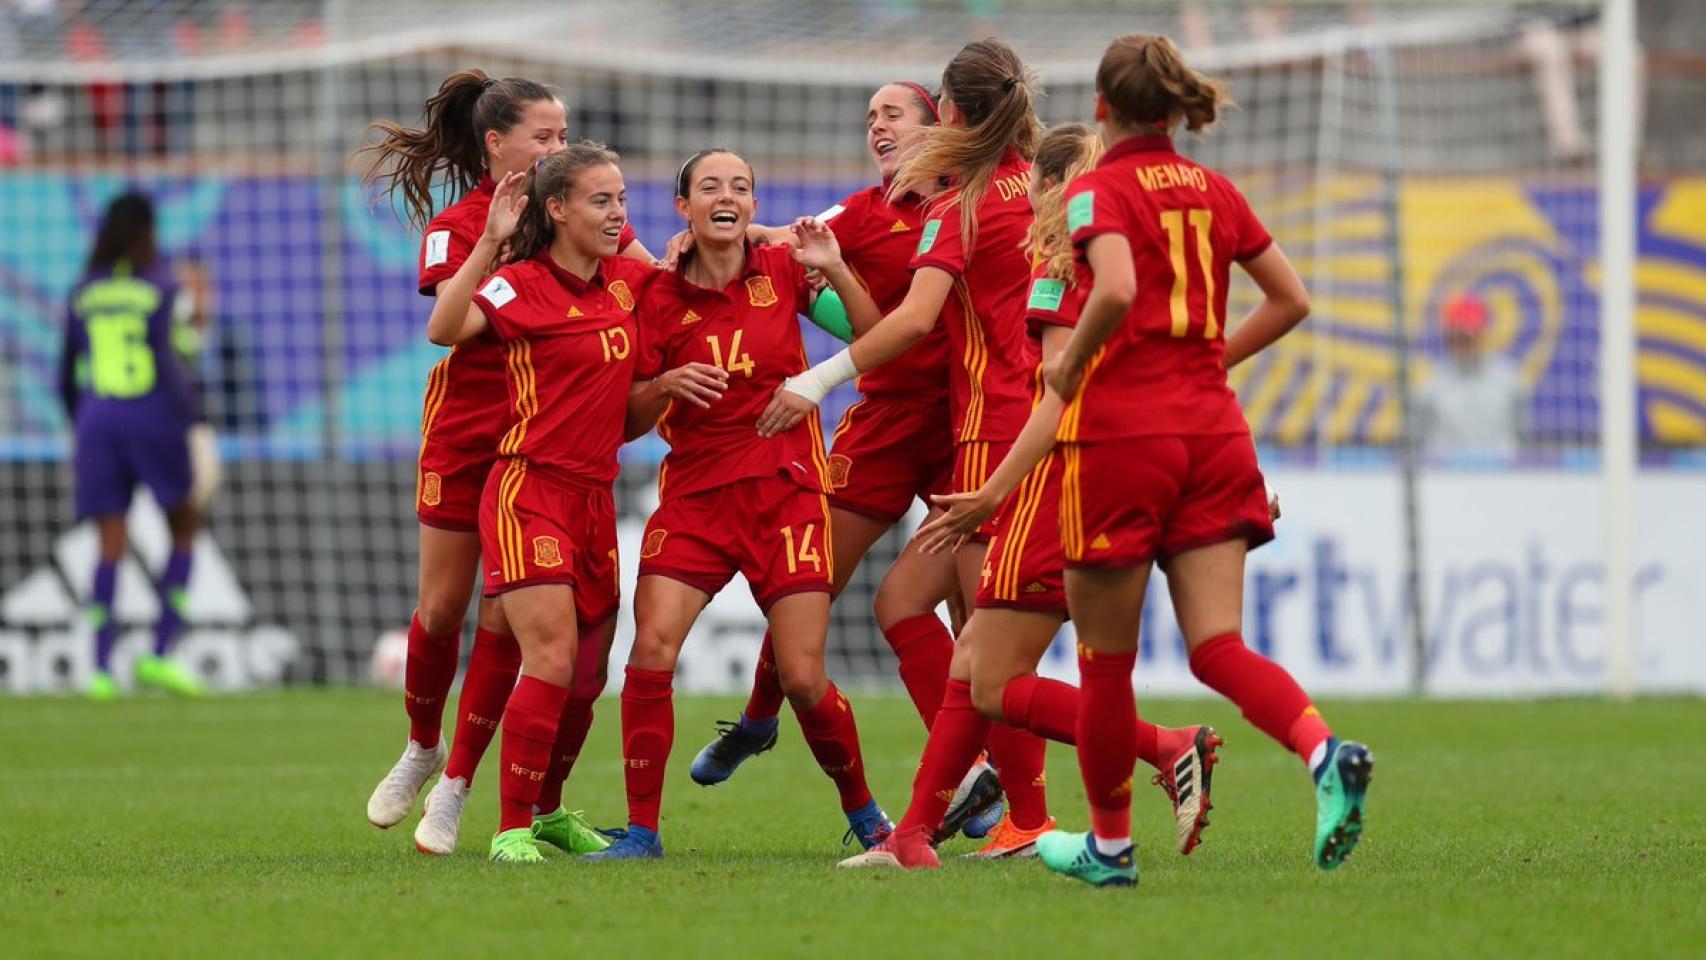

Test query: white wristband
[782,348,858,404]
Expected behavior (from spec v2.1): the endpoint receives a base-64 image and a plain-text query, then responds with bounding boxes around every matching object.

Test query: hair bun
[481,77,497,91]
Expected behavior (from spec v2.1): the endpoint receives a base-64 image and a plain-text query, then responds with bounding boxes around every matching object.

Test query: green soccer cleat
[532,808,611,855]
[1313,739,1374,870]
[1036,830,1138,888]
[135,655,206,697]
[87,670,120,701]
[489,827,547,864]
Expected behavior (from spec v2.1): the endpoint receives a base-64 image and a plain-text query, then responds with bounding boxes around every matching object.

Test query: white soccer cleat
[413,775,470,855]
[837,848,905,869]
[366,739,447,829]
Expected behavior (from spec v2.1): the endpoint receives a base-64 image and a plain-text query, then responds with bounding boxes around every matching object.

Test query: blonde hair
[887,38,1042,245]
[1097,34,1231,134]
[1025,123,1104,283]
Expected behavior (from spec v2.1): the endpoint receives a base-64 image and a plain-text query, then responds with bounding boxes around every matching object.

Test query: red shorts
[975,451,1066,614]
[478,458,620,628]
[1061,433,1275,569]
[826,393,954,523]
[638,472,834,611]
[416,437,494,532]
[952,439,1014,542]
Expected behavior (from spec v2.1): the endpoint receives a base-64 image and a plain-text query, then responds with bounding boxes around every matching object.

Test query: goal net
[3,0,1688,697]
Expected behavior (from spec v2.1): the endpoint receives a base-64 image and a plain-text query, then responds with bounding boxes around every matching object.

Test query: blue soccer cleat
[582,824,663,861]
[963,795,1006,840]
[841,799,895,850]
[1037,830,1138,888]
[1313,738,1374,870]
[690,715,780,786]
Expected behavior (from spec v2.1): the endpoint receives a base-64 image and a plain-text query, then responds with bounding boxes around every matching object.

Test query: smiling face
[485,98,568,178]
[549,162,627,261]
[866,84,934,181]
[675,151,756,246]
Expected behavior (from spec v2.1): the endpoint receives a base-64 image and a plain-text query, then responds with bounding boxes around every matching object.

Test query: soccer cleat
[532,807,612,855]
[841,799,895,850]
[1152,725,1223,856]
[963,793,1006,840]
[582,824,663,861]
[963,813,1056,860]
[489,827,546,864]
[689,715,779,786]
[837,824,939,870]
[365,738,447,829]
[1313,739,1374,870]
[135,655,206,697]
[412,775,469,856]
[87,670,120,702]
[933,761,1003,845]
[1037,831,1138,888]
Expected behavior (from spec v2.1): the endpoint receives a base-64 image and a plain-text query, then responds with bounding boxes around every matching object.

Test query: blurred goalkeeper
[58,191,206,701]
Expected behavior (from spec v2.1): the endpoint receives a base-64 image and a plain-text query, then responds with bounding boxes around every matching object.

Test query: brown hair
[506,141,623,264]
[1096,34,1231,134]
[1025,123,1103,283]
[888,38,1042,244]
[360,69,558,231]
[87,192,157,272]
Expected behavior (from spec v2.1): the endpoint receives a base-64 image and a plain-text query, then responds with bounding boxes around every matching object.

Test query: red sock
[444,627,519,784]
[535,696,595,814]
[987,723,1049,831]
[620,666,675,832]
[1076,645,1138,842]
[1000,674,1078,745]
[497,675,567,832]
[792,682,874,813]
[883,614,954,729]
[742,631,785,722]
[897,679,990,835]
[403,612,460,749]
[1189,632,1331,764]
[1135,719,1164,771]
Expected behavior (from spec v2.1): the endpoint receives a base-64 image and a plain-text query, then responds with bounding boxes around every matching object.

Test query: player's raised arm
[426,170,526,345]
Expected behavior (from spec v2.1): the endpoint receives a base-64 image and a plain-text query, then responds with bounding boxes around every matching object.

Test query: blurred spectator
[1415,294,1527,459]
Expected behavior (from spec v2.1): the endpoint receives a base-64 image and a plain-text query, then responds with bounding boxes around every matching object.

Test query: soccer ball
[369,629,409,689]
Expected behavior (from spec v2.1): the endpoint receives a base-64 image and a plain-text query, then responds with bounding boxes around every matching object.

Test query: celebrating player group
[358,32,1375,887]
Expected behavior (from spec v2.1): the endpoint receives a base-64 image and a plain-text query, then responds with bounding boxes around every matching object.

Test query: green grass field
[3,692,1703,958]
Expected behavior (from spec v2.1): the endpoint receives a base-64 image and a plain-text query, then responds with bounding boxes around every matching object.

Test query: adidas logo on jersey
[681,309,702,326]
[1090,533,1112,550]
[567,306,584,318]
[889,219,909,233]
[1023,581,1048,594]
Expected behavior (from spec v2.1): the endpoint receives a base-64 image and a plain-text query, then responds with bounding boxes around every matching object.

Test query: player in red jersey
[425,144,689,863]
[1034,36,1373,887]
[687,82,966,796]
[841,123,1223,870]
[360,72,651,854]
[765,38,1055,857]
[587,149,894,860]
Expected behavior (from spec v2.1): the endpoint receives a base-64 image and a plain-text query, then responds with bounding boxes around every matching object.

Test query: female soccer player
[1035,35,1373,887]
[762,37,1054,851]
[688,81,964,789]
[60,192,205,701]
[840,124,1222,869]
[425,144,693,863]
[588,149,891,860]
[361,70,651,850]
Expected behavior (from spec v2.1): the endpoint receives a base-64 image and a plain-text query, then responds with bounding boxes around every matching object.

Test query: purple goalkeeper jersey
[58,260,197,428]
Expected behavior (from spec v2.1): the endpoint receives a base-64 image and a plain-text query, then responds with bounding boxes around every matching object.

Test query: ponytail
[1025,123,1103,283]
[360,70,558,231]
[887,38,1042,246]
[1096,34,1232,134]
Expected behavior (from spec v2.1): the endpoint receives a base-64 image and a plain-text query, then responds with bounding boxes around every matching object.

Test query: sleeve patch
[479,275,517,309]
[423,230,451,267]
[1067,192,1095,233]
[1027,278,1067,312]
[917,219,942,255]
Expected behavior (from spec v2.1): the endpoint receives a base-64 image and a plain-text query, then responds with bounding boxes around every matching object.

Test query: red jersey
[825,186,949,398]
[1062,134,1272,441]
[635,243,833,502]
[909,148,1035,445]
[418,177,637,453]
[1024,257,1089,352]
[471,250,659,484]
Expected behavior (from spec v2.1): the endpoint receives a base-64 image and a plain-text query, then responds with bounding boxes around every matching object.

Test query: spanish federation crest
[419,471,443,507]
[608,279,635,312]
[745,275,779,307]
[532,536,564,568]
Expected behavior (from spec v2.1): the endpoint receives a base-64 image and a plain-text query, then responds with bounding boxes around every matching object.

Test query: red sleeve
[824,189,867,253]
[1065,174,1126,251]
[781,245,814,307]
[418,212,477,296]
[909,205,968,278]
[633,291,672,380]
[1225,183,1273,263]
[618,222,639,254]
[470,265,528,340]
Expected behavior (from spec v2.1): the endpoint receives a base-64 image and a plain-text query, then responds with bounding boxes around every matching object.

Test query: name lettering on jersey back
[993,172,1031,203]
[1135,163,1209,193]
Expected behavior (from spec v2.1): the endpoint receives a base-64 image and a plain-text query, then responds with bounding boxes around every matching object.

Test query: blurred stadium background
[1,0,1701,698]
